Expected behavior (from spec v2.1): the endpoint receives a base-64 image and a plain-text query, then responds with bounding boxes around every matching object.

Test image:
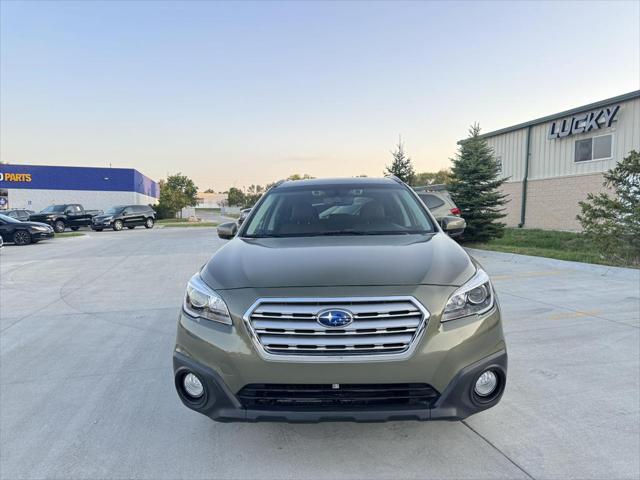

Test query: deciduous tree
[414,169,452,186]
[154,173,199,218]
[227,187,246,206]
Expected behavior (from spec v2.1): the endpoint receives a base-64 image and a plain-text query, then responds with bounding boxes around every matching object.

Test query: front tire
[113,220,124,231]
[13,230,32,246]
[144,218,154,229]
[53,220,66,233]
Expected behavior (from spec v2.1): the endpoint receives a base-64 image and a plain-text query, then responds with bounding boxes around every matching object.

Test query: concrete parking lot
[1,228,638,480]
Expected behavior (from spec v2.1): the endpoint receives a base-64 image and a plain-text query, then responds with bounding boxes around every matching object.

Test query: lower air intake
[238,383,440,410]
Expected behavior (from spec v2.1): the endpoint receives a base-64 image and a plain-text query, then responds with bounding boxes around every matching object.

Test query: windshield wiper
[243,234,282,238]
[319,230,370,236]
[244,231,369,238]
[320,230,431,236]
[244,230,432,238]
[366,230,433,235]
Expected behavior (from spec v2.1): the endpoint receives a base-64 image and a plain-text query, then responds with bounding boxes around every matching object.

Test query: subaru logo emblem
[317,309,353,328]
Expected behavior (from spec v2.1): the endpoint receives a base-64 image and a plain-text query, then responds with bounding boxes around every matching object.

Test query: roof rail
[413,183,449,192]
[385,174,405,185]
[269,179,287,190]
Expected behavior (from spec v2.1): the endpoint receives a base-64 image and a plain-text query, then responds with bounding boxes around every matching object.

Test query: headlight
[442,268,495,322]
[32,226,50,232]
[183,273,232,325]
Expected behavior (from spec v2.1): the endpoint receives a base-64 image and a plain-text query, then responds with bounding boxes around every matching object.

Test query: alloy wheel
[13,230,31,245]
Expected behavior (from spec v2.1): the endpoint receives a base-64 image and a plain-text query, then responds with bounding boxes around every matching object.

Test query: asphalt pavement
[1,228,638,479]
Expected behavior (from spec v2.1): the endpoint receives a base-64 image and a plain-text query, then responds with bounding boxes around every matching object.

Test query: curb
[53,233,89,240]
[465,248,640,281]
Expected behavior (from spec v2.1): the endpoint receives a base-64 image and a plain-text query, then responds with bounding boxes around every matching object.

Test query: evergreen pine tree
[577,150,640,265]
[449,124,508,242]
[385,138,415,184]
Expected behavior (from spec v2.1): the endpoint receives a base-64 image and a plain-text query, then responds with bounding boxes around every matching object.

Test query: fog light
[183,373,204,398]
[474,370,498,397]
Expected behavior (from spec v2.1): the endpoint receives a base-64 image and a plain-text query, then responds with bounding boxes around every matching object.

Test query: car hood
[201,233,476,290]
[93,214,114,221]
[29,213,55,221]
[18,221,51,229]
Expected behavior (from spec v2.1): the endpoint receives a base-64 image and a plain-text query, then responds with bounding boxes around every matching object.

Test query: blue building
[0,164,159,212]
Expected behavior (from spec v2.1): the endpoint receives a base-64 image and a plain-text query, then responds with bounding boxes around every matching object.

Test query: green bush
[577,150,640,267]
[151,202,175,220]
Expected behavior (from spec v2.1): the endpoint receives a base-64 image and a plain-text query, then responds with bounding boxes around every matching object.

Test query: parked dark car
[0,214,54,245]
[237,208,251,226]
[29,204,102,233]
[3,209,35,221]
[91,205,156,231]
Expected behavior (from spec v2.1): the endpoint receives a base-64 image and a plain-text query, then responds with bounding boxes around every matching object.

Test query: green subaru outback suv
[173,177,507,422]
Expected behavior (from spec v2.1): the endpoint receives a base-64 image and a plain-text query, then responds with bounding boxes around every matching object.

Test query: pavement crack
[462,420,536,480]
[1,238,152,334]
[1,366,168,386]
[500,291,639,330]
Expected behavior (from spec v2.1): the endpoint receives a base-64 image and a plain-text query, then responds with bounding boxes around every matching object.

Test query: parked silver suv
[414,185,461,219]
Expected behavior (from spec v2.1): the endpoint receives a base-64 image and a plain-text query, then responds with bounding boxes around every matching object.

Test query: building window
[575,134,613,162]
[575,139,592,162]
[495,156,502,173]
[593,134,612,160]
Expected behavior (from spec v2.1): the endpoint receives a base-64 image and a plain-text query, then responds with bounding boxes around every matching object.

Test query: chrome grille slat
[252,317,421,331]
[260,332,413,346]
[267,344,408,352]
[244,297,429,361]
[250,311,421,320]
[255,327,418,336]
[253,302,419,316]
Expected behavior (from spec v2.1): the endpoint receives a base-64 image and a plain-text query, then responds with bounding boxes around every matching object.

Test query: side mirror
[441,216,466,238]
[217,222,237,240]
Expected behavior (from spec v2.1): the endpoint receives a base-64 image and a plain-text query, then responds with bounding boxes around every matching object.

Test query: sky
[1,1,639,192]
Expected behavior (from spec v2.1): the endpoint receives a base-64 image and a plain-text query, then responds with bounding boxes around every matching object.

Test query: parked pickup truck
[29,204,103,233]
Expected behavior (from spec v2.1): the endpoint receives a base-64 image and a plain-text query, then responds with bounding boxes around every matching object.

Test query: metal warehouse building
[477,90,639,231]
[0,164,159,213]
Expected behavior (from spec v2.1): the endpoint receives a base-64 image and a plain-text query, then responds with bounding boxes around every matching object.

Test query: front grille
[238,383,440,410]
[243,297,429,359]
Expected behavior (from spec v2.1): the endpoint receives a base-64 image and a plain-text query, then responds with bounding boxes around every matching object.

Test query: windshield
[105,206,124,215]
[0,214,20,224]
[242,183,435,238]
[41,205,66,213]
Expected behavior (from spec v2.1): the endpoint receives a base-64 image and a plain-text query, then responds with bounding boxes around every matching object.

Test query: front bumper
[173,349,507,422]
[174,285,507,422]
[91,221,112,229]
[32,231,54,240]
[28,217,54,225]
